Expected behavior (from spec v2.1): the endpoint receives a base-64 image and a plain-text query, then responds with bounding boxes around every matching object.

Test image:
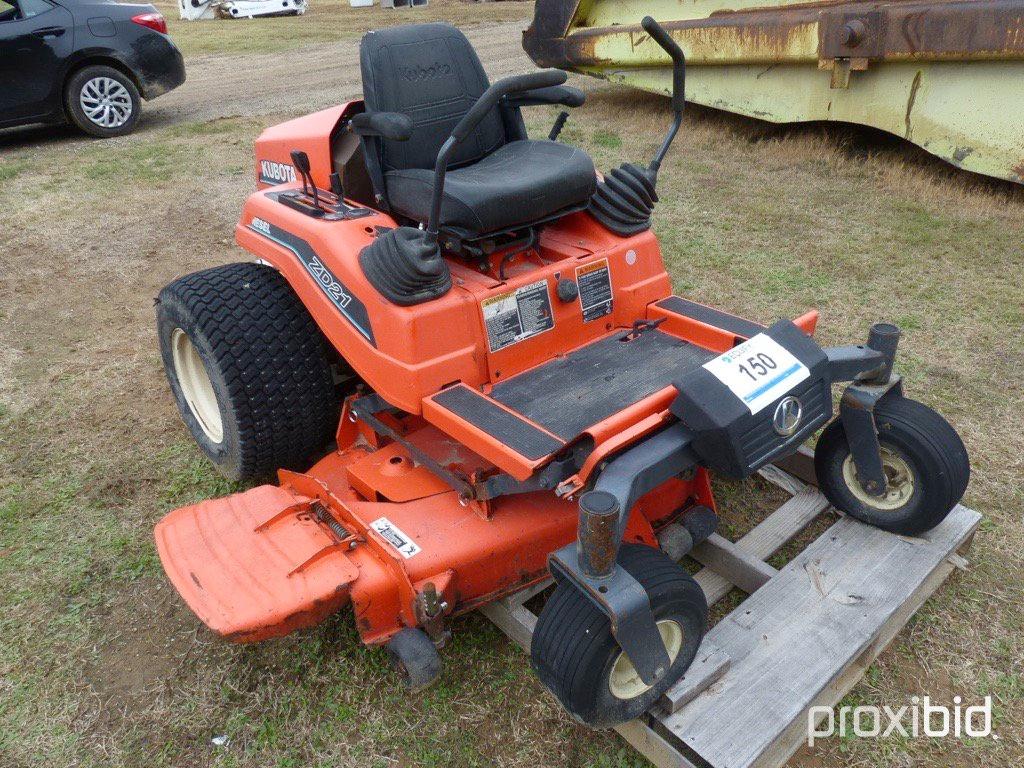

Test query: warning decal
[576,259,613,322]
[482,279,554,352]
[369,517,421,559]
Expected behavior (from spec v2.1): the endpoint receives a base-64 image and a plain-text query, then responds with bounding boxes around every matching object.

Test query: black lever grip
[451,70,567,141]
[641,16,685,113]
[427,69,567,237]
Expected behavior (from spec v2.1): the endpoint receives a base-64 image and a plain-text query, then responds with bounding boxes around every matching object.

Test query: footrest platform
[424,328,715,479]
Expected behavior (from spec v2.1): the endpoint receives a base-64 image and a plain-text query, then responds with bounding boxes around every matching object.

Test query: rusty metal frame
[524,0,1024,184]
[525,0,1024,69]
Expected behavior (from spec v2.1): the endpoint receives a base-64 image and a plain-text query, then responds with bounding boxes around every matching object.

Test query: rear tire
[815,396,969,536]
[156,262,341,482]
[65,65,141,138]
[530,544,708,728]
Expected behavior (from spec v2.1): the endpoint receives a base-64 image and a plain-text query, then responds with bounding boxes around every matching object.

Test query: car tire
[65,65,141,138]
[156,262,343,482]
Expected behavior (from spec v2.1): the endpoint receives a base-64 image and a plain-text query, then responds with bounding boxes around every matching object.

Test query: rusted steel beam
[524,0,1024,69]
[523,0,1024,185]
[820,1,1024,61]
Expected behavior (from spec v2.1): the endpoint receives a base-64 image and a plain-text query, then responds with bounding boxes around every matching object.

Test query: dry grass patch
[1,67,1022,768]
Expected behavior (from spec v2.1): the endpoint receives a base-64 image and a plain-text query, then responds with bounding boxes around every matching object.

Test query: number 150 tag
[703,334,810,414]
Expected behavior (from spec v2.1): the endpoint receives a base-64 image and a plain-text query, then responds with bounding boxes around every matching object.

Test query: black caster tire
[65,65,141,138]
[156,262,342,482]
[386,628,441,693]
[530,543,708,729]
[815,396,969,536]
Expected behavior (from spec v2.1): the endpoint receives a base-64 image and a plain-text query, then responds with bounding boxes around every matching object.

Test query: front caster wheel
[815,396,969,536]
[386,628,441,693]
[530,544,707,728]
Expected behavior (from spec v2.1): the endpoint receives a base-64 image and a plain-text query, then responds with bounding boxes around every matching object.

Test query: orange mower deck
[156,430,714,644]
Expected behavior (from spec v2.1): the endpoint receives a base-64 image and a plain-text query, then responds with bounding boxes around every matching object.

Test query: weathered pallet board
[479,452,980,768]
[660,505,979,768]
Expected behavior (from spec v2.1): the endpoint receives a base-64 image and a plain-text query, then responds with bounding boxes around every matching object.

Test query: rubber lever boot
[358,227,452,306]
[588,162,659,236]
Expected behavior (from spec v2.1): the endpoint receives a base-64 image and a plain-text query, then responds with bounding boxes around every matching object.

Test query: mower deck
[154,485,358,641]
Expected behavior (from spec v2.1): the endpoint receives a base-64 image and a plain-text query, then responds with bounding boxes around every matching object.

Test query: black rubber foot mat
[430,385,565,461]
[491,329,715,441]
[656,297,766,340]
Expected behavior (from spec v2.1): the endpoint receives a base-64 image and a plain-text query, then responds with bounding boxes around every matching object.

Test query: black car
[0,0,185,137]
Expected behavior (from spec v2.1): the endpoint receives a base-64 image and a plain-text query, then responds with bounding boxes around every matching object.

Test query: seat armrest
[504,85,585,109]
[350,111,413,141]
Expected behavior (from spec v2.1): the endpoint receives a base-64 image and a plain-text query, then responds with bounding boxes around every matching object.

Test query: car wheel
[65,65,141,138]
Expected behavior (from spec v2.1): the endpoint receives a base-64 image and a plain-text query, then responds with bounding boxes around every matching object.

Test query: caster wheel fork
[530,543,708,728]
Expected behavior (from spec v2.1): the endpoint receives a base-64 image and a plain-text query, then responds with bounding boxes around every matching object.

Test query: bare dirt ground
[148,21,533,124]
[1,7,1023,768]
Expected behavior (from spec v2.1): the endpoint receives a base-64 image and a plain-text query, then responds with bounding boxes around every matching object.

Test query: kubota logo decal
[259,160,296,185]
[399,62,452,82]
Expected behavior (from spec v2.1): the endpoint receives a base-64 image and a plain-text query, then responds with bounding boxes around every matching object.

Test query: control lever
[548,110,570,141]
[640,15,686,181]
[329,171,344,198]
[289,150,321,211]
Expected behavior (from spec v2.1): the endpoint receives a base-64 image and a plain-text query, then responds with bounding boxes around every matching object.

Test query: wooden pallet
[480,449,981,768]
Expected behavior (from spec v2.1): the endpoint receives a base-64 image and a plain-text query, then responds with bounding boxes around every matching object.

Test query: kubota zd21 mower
[154,20,970,727]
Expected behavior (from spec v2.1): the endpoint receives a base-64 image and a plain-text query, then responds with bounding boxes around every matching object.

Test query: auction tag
[703,334,809,414]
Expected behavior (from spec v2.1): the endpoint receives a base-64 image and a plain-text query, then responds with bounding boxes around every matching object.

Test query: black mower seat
[385,139,596,237]
[359,22,596,239]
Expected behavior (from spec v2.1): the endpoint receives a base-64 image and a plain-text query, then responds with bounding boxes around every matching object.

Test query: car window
[0,0,19,22]
[17,0,53,18]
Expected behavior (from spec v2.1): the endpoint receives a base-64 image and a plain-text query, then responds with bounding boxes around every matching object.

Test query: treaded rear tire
[156,262,341,482]
[530,543,707,728]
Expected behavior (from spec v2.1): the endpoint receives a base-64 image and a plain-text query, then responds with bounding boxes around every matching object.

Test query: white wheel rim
[79,77,133,129]
[171,328,224,443]
[608,619,684,700]
[842,447,915,511]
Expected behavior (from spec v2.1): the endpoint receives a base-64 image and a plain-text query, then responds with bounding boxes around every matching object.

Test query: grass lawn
[1,10,1023,767]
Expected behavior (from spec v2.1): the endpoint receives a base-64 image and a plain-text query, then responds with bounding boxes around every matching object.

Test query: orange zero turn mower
[153,20,969,727]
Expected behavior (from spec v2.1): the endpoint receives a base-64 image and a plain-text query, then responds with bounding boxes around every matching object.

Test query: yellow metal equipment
[524,0,1024,185]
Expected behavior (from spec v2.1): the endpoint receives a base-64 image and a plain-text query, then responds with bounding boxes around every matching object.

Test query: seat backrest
[359,23,507,174]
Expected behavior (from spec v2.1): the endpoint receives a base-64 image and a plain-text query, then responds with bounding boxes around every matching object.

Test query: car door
[0,0,74,125]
